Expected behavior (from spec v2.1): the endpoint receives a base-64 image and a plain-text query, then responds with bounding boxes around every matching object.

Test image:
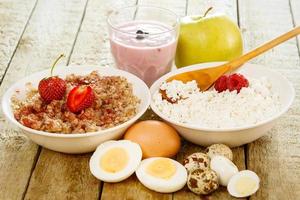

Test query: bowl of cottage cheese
[150,62,294,147]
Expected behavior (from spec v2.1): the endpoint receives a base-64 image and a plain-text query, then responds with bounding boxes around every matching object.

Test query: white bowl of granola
[2,66,151,153]
[150,62,295,147]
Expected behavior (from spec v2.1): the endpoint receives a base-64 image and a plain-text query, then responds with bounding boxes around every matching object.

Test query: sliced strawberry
[67,85,94,113]
[38,76,66,102]
[227,73,249,93]
[214,75,228,93]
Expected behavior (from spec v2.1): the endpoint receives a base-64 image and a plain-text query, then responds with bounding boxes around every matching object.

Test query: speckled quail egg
[227,170,260,198]
[136,157,187,193]
[187,168,219,195]
[89,140,142,182]
[206,144,233,161]
[183,152,210,173]
[210,155,238,186]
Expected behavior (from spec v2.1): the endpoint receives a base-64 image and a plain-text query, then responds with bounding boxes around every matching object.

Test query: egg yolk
[100,147,128,173]
[235,176,257,195]
[146,158,176,179]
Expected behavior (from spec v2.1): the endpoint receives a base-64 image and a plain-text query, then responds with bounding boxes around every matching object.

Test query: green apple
[175,8,243,68]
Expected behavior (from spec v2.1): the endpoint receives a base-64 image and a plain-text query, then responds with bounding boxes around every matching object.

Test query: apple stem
[50,54,65,76]
[203,7,213,18]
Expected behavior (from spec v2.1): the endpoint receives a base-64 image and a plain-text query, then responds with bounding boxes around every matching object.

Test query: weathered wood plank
[101,174,172,200]
[0,0,89,199]
[141,0,187,16]
[0,1,40,200]
[290,0,300,55]
[0,0,37,81]
[69,0,137,66]
[187,0,237,21]
[238,0,300,199]
[173,1,246,199]
[25,150,99,200]
[0,130,39,200]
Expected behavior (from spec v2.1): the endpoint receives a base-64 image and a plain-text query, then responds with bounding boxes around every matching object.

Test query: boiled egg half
[227,170,260,198]
[136,157,187,193]
[89,140,142,182]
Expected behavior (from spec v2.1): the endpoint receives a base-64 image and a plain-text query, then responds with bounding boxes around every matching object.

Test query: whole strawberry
[39,77,66,102]
[38,54,66,102]
[67,85,95,113]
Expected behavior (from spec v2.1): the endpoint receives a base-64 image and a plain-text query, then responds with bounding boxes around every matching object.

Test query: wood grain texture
[0,1,40,200]
[69,0,137,66]
[140,0,187,16]
[290,0,300,55]
[238,0,300,199]
[25,150,99,200]
[0,128,38,200]
[187,0,237,21]
[0,0,90,199]
[101,175,172,200]
[0,1,38,199]
[0,0,37,81]
[173,1,246,199]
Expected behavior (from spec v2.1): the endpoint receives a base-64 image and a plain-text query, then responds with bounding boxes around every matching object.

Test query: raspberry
[227,73,249,93]
[214,75,228,93]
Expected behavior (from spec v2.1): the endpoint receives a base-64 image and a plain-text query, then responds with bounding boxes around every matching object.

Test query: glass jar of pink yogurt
[107,5,179,87]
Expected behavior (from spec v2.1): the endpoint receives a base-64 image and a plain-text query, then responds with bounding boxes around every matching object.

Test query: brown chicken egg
[124,120,181,158]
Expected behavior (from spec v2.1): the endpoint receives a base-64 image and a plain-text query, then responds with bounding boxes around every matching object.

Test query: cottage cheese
[153,77,281,128]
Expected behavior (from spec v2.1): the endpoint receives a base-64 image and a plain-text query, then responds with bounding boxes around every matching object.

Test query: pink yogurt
[110,21,178,86]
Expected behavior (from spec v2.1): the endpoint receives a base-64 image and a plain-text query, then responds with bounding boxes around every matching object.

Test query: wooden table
[0,0,299,199]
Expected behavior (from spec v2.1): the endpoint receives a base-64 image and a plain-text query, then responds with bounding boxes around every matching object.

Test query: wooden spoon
[161,26,300,103]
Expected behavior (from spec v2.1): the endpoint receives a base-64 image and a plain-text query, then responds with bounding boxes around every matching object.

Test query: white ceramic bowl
[150,62,295,147]
[2,66,151,154]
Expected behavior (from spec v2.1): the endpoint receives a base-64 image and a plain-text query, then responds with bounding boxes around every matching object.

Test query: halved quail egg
[89,140,142,182]
[227,170,260,198]
[136,157,187,193]
[210,155,238,186]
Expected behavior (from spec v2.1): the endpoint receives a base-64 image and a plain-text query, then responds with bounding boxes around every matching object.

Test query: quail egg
[206,144,233,161]
[183,152,210,173]
[187,168,219,195]
[136,157,187,193]
[89,140,142,182]
[227,170,260,198]
[210,155,238,186]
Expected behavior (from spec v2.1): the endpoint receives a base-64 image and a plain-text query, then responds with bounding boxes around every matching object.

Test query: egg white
[136,157,187,193]
[227,170,260,198]
[210,155,238,186]
[89,140,142,182]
